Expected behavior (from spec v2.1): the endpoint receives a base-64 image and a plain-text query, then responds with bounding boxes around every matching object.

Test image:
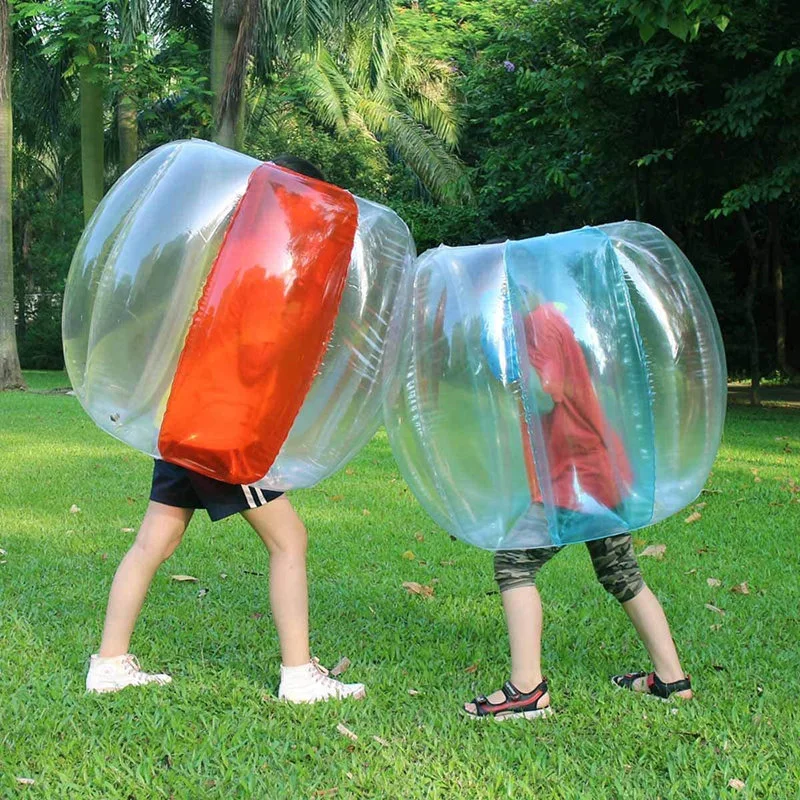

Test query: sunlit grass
[1,373,798,798]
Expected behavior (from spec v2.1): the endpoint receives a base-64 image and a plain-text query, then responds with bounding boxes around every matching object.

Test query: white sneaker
[278,658,366,704]
[86,653,172,694]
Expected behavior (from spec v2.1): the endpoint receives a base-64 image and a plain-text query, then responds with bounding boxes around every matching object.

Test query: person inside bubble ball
[464,280,692,720]
[85,156,366,704]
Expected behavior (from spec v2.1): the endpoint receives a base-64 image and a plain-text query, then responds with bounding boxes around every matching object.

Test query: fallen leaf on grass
[633,536,647,547]
[440,560,455,567]
[330,657,351,677]
[251,613,264,620]
[707,577,722,587]
[69,504,80,514]
[219,573,227,580]
[329,495,344,502]
[372,736,390,747]
[710,624,722,631]
[171,575,198,582]
[402,581,434,598]
[197,588,209,598]
[639,544,666,559]
[336,723,358,741]
[414,532,425,543]
[362,509,371,516]
[313,788,338,798]
[693,502,707,511]
[684,512,702,524]
[243,570,265,577]
[0,548,6,556]
[16,778,35,786]
[402,550,415,561]
[728,779,745,791]
[464,664,479,674]
[408,688,421,696]
[121,527,135,533]
[731,582,750,595]
[686,568,698,575]
[705,603,725,615]
[345,468,355,476]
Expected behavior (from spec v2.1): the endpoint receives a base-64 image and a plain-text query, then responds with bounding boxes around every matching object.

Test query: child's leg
[99,502,193,657]
[503,585,545,692]
[242,496,365,702]
[587,535,692,698]
[464,547,559,715]
[241,497,310,667]
[620,586,691,691]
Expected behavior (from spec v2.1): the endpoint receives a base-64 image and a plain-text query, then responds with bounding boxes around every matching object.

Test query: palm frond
[117,0,149,44]
[299,50,350,133]
[354,95,469,203]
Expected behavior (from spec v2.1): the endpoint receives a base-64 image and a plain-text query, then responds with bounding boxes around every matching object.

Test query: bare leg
[99,502,193,657]
[622,584,693,698]
[242,497,309,667]
[464,585,550,713]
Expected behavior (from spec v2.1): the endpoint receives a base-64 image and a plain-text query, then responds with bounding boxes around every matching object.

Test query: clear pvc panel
[385,243,551,550]
[600,222,727,521]
[259,198,415,490]
[63,140,259,455]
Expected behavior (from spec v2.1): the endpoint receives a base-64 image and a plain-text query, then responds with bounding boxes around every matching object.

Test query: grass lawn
[1,371,799,799]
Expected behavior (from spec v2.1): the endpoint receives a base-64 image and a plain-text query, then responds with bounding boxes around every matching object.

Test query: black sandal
[611,671,692,700]
[464,679,553,720]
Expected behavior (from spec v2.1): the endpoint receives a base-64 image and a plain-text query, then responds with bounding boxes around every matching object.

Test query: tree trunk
[80,63,105,223]
[211,0,246,150]
[15,218,31,341]
[738,211,763,407]
[770,206,790,375]
[0,0,25,390]
[118,92,138,173]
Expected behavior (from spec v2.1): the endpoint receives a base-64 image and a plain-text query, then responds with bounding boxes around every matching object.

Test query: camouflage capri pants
[494,534,644,603]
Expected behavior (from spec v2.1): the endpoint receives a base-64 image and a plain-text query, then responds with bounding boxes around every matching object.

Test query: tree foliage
[3,0,799,390]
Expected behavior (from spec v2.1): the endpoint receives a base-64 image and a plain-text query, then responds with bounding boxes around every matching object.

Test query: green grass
[1,372,799,799]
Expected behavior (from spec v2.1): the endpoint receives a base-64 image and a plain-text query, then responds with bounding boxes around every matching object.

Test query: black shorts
[150,460,283,522]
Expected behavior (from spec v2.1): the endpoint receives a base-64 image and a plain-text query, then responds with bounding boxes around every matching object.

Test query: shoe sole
[86,679,172,694]
[279,687,367,704]
[609,677,691,702]
[463,705,554,721]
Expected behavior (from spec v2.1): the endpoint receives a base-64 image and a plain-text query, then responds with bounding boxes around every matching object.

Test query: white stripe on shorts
[242,485,257,509]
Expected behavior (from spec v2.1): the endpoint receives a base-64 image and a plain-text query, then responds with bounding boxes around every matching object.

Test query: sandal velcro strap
[613,670,691,698]
[648,672,692,699]
[611,671,646,690]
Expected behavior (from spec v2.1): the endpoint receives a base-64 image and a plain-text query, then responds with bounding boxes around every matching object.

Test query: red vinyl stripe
[158,163,358,483]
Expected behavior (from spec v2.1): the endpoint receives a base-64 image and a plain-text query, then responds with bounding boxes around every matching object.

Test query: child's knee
[266,519,307,557]
[132,528,184,564]
[597,571,644,603]
[588,535,644,602]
